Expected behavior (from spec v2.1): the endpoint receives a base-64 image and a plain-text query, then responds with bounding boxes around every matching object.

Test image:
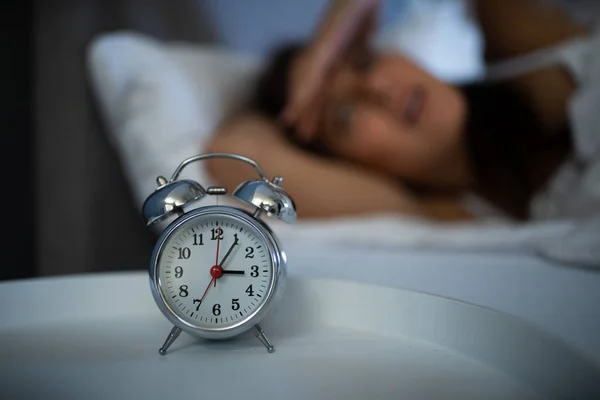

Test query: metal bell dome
[142,178,206,226]
[233,177,296,224]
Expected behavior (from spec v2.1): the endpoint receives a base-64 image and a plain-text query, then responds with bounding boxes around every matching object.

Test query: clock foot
[254,324,275,353]
[159,326,182,356]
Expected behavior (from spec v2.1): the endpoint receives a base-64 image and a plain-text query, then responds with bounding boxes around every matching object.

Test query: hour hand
[221,270,245,275]
[218,239,239,268]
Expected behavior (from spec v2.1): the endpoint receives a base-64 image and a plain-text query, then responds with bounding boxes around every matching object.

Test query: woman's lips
[401,86,427,126]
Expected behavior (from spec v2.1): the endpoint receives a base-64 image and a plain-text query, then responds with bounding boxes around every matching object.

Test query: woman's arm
[205,114,420,219]
[310,0,380,68]
[205,114,471,221]
[281,0,380,139]
[473,0,589,133]
[474,0,589,62]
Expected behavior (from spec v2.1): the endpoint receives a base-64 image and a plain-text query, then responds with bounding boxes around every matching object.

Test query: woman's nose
[366,87,392,107]
[360,67,392,104]
[358,79,392,109]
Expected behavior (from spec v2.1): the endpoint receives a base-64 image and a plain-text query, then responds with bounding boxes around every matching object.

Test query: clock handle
[167,152,296,224]
[170,153,269,183]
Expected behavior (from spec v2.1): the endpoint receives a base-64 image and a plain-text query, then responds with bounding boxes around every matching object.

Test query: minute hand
[218,238,239,268]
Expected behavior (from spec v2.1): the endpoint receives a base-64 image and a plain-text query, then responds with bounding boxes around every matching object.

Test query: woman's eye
[350,51,375,73]
[332,103,354,134]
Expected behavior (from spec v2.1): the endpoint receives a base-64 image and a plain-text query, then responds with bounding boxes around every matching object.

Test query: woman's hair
[252,43,303,119]
[252,43,302,119]
[251,43,570,218]
[251,43,333,156]
[461,83,538,218]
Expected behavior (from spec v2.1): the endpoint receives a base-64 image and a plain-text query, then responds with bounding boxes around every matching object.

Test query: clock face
[155,209,276,331]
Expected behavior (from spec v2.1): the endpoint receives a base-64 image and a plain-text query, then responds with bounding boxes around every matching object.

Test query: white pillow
[87,31,600,268]
[87,31,264,207]
[376,0,485,83]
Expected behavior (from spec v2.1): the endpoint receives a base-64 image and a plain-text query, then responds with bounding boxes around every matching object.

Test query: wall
[197,0,413,56]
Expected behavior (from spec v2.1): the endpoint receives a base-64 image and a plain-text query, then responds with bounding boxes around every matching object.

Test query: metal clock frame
[149,205,286,351]
[142,152,295,355]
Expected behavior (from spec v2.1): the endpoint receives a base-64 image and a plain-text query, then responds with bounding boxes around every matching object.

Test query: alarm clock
[141,153,296,355]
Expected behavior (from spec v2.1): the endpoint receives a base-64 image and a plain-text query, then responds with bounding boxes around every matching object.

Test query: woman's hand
[280,0,380,141]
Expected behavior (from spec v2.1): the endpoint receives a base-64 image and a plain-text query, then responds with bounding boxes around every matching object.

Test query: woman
[206,0,599,222]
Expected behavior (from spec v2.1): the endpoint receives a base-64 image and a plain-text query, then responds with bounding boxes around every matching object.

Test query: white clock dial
[156,212,274,330]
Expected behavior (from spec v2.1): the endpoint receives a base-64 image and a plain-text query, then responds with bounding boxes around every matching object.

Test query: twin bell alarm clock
[141,153,296,355]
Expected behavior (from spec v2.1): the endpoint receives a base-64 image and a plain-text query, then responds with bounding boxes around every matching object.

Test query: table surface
[1,269,599,399]
[280,243,600,366]
[4,244,600,365]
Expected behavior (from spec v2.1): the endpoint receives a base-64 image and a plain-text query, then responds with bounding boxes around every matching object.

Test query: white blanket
[86,30,600,269]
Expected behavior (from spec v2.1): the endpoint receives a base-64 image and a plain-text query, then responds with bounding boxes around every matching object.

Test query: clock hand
[206,235,238,292]
[218,237,239,269]
[214,225,222,287]
[221,270,245,275]
[198,276,216,306]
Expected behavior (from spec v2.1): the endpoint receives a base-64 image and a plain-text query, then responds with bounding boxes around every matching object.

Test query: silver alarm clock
[141,153,296,355]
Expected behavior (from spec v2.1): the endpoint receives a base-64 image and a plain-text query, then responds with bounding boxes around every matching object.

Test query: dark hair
[251,43,332,156]
[251,44,569,219]
[252,43,302,118]
[461,83,539,218]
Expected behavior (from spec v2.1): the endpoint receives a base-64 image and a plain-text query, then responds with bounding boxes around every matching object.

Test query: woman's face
[317,51,468,186]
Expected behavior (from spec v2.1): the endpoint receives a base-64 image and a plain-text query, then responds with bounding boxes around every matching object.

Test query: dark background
[2,1,34,280]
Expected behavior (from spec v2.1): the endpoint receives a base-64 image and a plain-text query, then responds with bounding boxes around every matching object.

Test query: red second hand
[199,277,215,304]
[214,223,221,287]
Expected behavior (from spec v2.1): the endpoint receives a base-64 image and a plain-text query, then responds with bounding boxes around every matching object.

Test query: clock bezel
[149,205,285,340]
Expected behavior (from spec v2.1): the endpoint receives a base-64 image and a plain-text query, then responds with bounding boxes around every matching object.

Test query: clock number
[174,266,183,278]
[178,247,191,259]
[245,246,254,258]
[193,233,204,246]
[211,228,223,241]
[193,299,202,311]
[245,284,254,297]
[179,285,189,297]
[231,298,240,311]
[212,303,221,316]
[233,233,240,244]
[250,265,259,277]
